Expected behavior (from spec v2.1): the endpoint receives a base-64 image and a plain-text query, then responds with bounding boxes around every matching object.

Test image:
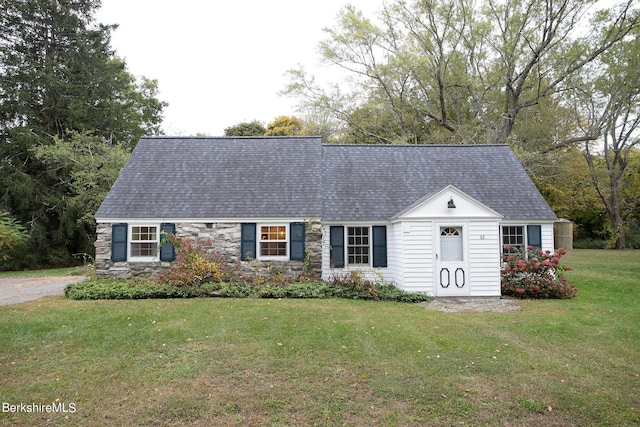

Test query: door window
[440,227,463,261]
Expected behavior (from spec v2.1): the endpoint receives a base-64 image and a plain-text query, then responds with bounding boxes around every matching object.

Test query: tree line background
[1,0,639,270]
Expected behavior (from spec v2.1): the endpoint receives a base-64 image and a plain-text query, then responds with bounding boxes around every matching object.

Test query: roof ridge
[321,143,508,147]
[140,135,322,140]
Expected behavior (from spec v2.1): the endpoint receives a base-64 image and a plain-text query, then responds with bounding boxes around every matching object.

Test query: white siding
[387,223,403,287]
[542,223,554,252]
[468,221,501,296]
[397,220,501,296]
[399,221,434,294]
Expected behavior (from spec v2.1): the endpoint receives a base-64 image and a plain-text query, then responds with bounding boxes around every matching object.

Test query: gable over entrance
[386,186,504,297]
[395,185,503,220]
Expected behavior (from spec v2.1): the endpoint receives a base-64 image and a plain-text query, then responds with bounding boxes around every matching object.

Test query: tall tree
[0,0,166,268]
[481,0,638,146]
[0,0,165,147]
[31,131,130,257]
[284,0,640,147]
[568,10,640,249]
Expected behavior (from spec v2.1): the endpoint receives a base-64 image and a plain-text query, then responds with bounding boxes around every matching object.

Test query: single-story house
[95,136,557,297]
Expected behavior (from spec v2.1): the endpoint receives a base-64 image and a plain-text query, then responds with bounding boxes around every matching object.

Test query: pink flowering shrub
[501,246,577,299]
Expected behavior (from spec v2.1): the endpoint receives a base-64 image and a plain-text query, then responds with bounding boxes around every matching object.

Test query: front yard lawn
[0,266,85,278]
[0,249,638,426]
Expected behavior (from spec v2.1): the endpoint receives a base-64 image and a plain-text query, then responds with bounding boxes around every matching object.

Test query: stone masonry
[95,222,323,280]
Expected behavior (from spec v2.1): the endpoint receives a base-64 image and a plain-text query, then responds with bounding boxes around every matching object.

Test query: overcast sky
[96,0,381,136]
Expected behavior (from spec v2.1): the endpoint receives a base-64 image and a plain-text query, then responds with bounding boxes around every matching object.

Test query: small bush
[65,279,193,300]
[329,270,380,299]
[374,284,430,303]
[241,270,292,288]
[157,237,233,291]
[198,282,223,296]
[214,283,255,298]
[285,282,336,299]
[257,284,290,299]
[329,270,429,302]
[501,246,577,299]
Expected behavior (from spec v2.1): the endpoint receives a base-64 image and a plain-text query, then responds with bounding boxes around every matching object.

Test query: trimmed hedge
[65,279,430,303]
[64,280,193,300]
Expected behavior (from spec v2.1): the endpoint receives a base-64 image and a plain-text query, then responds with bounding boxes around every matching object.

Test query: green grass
[0,250,638,426]
[0,266,86,278]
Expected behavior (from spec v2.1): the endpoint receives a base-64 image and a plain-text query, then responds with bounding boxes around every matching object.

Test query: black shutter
[372,225,387,267]
[527,225,542,250]
[159,223,176,261]
[290,222,305,261]
[111,223,128,262]
[241,223,256,260]
[330,226,344,268]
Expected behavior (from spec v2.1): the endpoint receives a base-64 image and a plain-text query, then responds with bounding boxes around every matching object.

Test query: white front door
[436,226,469,296]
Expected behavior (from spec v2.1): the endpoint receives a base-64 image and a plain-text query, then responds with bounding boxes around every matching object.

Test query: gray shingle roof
[95,136,323,219]
[96,137,557,221]
[320,144,557,221]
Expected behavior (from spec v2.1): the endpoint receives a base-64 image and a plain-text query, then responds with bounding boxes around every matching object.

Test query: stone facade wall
[176,223,242,263]
[95,223,171,279]
[95,221,323,280]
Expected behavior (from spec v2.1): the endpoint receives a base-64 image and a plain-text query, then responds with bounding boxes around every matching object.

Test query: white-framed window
[130,225,159,259]
[347,226,370,265]
[259,224,288,258]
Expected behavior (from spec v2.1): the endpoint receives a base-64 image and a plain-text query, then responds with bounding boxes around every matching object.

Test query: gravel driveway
[420,297,522,312]
[0,275,86,306]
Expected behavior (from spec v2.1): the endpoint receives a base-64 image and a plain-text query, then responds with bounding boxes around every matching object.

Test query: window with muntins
[131,226,158,257]
[260,225,287,257]
[440,226,463,261]
[348,226,369,265]
[502,226,524,252]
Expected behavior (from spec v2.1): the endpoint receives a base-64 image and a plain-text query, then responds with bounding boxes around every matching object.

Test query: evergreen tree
[0,0,166,268]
